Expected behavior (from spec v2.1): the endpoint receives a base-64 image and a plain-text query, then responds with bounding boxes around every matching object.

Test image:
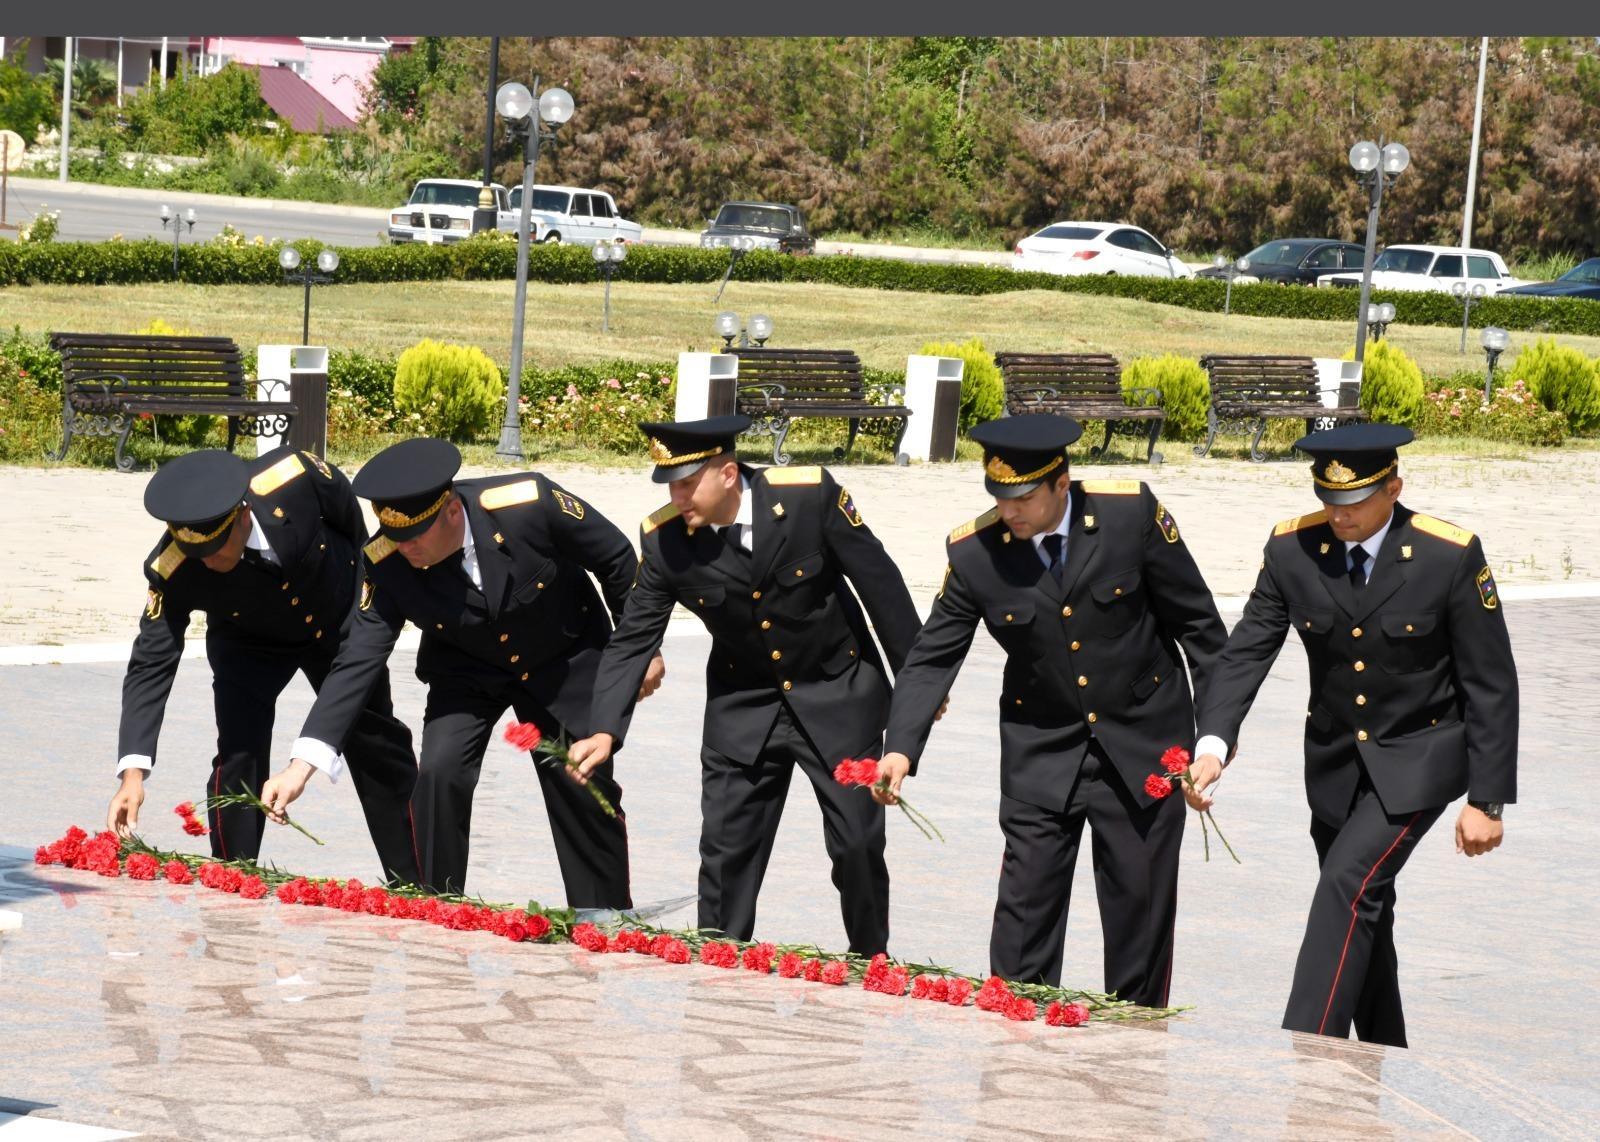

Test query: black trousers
[207,639,420,884]
[698,704,889,955]
[1283,780,1442,1048]
[991,745,1185,1006]
[412,682,631,905]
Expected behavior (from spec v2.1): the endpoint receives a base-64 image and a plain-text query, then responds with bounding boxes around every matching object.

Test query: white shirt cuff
[1195,735,1231,768]
[116,755,153,778]
[290,737,346,783]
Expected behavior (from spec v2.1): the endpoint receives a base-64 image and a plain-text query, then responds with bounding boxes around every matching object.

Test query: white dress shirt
[1195,510,1396,771]
[712,476,755,551]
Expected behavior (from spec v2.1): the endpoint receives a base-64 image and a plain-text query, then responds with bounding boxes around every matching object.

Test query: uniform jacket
[883,480,1227,811]
[119,448,366,762]
[300,472,638,749]
[1197,503,1518,824]
[589,464,923,767]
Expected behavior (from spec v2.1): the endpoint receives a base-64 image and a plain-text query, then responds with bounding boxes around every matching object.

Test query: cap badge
[1323,459,1357,486]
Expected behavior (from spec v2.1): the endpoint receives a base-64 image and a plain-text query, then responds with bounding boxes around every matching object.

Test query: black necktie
[1043,533,1065,586]
[1349,545,1369,590]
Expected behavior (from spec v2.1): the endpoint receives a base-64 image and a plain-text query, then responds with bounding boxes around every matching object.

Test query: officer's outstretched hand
[873,753,912,806]
[261,760,315,824]
[637,654,667,702]
[1184,754,1224,812]
[107,770,146,838]
[568,733,615,786]
[1456,804,1504,857]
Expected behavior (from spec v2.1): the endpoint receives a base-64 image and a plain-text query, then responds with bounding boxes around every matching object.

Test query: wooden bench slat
[994,351,1163,463]
[732,347,908,466]
[1196,354,1367,462]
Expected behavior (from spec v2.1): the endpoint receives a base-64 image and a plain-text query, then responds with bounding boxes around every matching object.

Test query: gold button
[1014,698,1022,706]
[1431,718,1438,725]
[795,569,804,578]
[1357,730,1369,741]
[500,634,510,643]
[771,650,782,661]
[1154,675,1160,683]
[1077,675,1088,687]
[315,630,323,639]
[849,649,856,657]
[1353,661,1365,672]
[1304,621,1312,630]
[510,655,520,663]
[1356,694,1366,706]
[761,620,772,630]
[1087,712,1098,724]
[1062,606,1073,617]
[697,598,705,605]
[320,543,326,551]
[231,611,240,618]
[752,590,762,600]
[1405,624,1414,633]
[1070,640,1081,651]
[1114,587,1123,596]
[281,583,289,591]
[1352,627,1363,638]
[1005,613,1014,622]
[520,672,529,681]
[435,623,444,630]
[537,582,545,589]
[304,615,313,624]
[291,596,300,605]
[782,681,792,691]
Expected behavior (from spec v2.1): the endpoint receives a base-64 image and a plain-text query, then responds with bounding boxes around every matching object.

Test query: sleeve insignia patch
[937,562,952,598]
[144,588,163,620]
[552,489,586,520]
[360,581,376,612]
[1155,502,1180,544]
[1476,565,1499,610]
[837,488,864,527]
[303,452,333,479]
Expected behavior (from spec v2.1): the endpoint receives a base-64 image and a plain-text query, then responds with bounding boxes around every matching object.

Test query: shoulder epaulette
[642,503,682,534]
[250,451,306,497]
[1273,510,1328,536]
[364,536,397,564]
[949,507,1000,544]
[1079,480,1142,495]
[1410,514,1474,547]
[150,541,185,580]
[762,465,822,486]
[479,479,540,512]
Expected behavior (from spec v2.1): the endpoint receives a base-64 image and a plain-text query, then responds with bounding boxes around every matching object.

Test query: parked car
[1318,244,1524,294]
[700,202,815,255]
[1011,221,1194,279]
[1499,257,1600,301]
[1196,238,1367,286]
[388,179,509,245]
[500,185,643,246]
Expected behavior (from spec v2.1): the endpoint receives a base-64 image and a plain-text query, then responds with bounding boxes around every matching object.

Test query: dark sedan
[1500,257,1600,300]
[699,202,815,255]
[1197,238,1367,286]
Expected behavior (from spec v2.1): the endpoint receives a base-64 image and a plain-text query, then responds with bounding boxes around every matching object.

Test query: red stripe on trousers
[1317,812,1420,1035]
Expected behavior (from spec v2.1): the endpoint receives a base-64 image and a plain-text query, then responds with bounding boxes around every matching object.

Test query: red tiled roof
[241,64,358,134]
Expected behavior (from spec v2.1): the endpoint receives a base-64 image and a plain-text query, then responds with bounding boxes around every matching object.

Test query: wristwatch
[1468,800,1504,821]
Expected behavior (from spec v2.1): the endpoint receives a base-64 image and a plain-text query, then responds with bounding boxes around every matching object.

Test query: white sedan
[1012,221,1194,279]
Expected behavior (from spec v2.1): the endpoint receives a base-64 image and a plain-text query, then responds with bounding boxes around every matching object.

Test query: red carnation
[34,846,51,865]
[946,978,974,1006]
[1161,746,1192,775]
[802,958,823,982]
[360,887,391,915]
[125,853,159,881]
[833,759,860,785]
[910,975,932,1000]
[742,942,776,973]
[173,802,196,818]
[504,721,543,752]
[573,922,609,952]
[162,860,193,885]
[833,758,882,787]
[239,875,268,900]
[1143,773,1174,800]
[659,938,691,964]
[975,976,1014,1013]
[1005,997,1038,1022]
[777,952,804,978]
[820,961,850,986]
[182,817,208,837]
[1045,1000,1091,1027]
[700,941,738,968]
[505,921,529,942]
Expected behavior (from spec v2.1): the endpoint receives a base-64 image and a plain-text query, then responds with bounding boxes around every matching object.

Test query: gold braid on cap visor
[169,505,241,545]
[985,453,1064,485]
[1313,459,1396,491]
[377,487,451,530]
[648,437,721,466]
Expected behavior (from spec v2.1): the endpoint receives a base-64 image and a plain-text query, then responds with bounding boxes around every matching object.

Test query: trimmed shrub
[919,337,1003,431]
[1344,340,1424,427]
[392,339,501,441]
[1509,337,1600,436]
[1120,355,1210,441]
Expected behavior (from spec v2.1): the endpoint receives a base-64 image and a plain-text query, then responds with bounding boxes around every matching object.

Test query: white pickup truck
[1319,244,1525,294]
[498,184,644,246]
[387,179,511,245]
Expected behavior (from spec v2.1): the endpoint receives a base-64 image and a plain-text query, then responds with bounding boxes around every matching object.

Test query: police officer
[262,438,659,902]
[875,415,1227,1005]
[567,417,923,955]
[107,448,420,883]
[1187,424,1518,1047]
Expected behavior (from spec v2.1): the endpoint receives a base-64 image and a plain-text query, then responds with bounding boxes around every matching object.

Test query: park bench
[1195,354,1368,462]
[994,351,1164,463]
[50,333,296,472]
[733,347,912,466]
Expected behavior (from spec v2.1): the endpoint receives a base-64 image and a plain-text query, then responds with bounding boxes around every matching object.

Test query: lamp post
[159,204,195,277]
[591,241,627,333]
[279,247,340,345]
[1348,139,1410,365]
[474,36,500,235]
[1365,301,1397,343]
[1480,326,1509,404]
[715,311,773,349]
[713,235,757,304]
[1451,281,1488,354]
[1212,253,1250,316]
[493,78,575,461]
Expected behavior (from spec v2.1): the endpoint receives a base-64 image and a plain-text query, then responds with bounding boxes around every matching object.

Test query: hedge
[5,238,1600,336]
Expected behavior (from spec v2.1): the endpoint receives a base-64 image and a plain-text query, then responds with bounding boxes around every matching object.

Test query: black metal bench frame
[1195,355,1368,462]
[50,333,297,472]
[733,347,911,466]
[995,351,1164,463]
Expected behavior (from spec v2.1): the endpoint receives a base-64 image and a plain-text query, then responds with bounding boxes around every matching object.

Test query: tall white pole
[117,37,124,107]
[1462,36,1489,249]
[58,37,73,184]
[159,37,168,88]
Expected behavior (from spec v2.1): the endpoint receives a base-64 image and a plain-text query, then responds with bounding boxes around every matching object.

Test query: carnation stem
[200,790,324,845]
[1205,810,1241,864]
